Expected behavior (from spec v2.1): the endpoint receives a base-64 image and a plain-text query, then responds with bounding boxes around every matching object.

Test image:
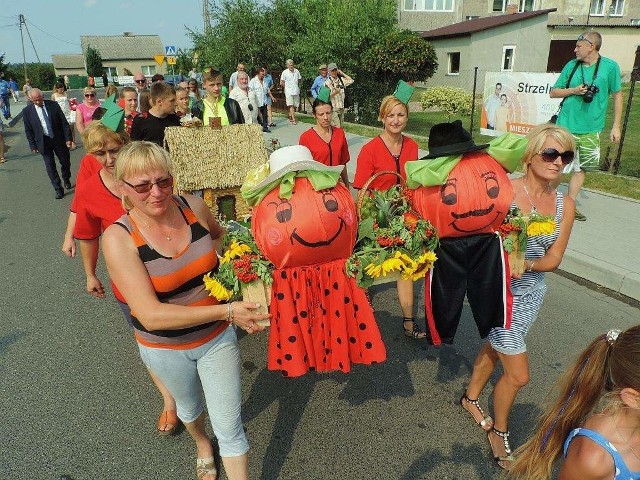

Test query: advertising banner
[481,72,562,137]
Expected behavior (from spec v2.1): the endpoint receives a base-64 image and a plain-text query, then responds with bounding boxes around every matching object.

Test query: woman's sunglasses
[538,148,574,165]
[85,93,96,97]
[123,175,173,194]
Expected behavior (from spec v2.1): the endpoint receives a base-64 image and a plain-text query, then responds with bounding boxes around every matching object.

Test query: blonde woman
[75,86,100,134]
[51,82,76,149]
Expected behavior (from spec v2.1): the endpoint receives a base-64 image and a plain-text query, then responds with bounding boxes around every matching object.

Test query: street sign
[166,56,177,65]
[154,55,165,65]
[165,46,177,56]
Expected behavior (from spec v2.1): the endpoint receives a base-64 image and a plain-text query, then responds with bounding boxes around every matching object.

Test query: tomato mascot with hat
[242,145,387,377]
[406,121,526,345]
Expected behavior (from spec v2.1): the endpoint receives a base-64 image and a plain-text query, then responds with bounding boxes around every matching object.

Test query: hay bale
[164,124,269,192]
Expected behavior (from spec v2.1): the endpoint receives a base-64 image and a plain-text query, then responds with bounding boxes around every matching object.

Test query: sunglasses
[84,93,96,97]
[123,175,173,194]
[538,148,575,165]
[135,79,146,84]
[577,34,593,46]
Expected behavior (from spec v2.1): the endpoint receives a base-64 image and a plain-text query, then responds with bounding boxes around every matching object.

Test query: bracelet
[527,260,536,272]
[226,303,234,323]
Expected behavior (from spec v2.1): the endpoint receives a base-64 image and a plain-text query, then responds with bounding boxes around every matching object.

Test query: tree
[85,45,103,77]
[420,86,473,120]
[175,49,195,75]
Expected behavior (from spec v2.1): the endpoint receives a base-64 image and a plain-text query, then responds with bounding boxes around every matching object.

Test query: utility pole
[203,0,212,35]
[18,14,27,81]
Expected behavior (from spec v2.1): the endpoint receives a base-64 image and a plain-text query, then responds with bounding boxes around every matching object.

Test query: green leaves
[420,86,473,120]
[85,45,103,78]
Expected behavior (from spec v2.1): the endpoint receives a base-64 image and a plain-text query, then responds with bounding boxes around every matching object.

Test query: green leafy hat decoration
[317,86,331,103]
[393,80,415,105]
[100,94,125,132]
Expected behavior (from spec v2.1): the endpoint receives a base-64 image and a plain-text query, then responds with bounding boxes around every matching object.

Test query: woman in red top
[353,95,425,339]
[299,97,350,187]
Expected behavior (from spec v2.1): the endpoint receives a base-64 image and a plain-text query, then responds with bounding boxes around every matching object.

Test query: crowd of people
[6,33,637,479]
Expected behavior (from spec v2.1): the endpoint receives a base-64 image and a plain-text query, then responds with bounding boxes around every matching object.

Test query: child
[130,82,180,146]
[509,325,640,479]
[174,87,198,125]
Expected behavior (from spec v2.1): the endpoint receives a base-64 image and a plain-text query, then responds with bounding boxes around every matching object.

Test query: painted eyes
[269,192,339,224]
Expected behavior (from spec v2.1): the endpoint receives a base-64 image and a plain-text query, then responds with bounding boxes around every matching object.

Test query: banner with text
[481,72,562,137]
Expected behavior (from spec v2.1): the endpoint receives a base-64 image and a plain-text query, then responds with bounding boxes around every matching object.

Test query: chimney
[506,4,518,14]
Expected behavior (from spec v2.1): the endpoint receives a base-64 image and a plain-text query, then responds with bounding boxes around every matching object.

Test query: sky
[0,0,206,64]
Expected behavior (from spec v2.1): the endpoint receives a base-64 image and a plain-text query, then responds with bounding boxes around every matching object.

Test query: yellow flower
[203,273,233,301]
[221,241,253,264]
[381,256,404,275]
[402,251,438,281]
[365,262,383,278]
[527,220,555,236]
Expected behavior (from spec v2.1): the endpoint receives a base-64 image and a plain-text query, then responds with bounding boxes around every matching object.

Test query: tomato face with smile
[252,178,356,268]
[412,152,513,238]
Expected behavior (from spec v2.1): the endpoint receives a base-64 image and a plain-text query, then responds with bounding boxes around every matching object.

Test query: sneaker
[574,209,586,221]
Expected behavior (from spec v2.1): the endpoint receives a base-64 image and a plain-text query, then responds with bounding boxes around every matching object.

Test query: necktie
[42,106,53,138]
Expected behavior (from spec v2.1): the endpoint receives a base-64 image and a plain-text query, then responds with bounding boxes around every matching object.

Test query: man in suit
[23,88,73,199]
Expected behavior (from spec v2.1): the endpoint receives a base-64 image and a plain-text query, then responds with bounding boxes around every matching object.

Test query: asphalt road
[1,119,638,480]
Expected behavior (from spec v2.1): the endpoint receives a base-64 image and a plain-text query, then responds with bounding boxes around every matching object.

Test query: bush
[420,86,473,120]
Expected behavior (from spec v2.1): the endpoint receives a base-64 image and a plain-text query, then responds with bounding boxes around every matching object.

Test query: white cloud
[84,0,97,6]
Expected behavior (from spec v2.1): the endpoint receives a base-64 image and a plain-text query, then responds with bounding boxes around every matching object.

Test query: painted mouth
[449,210,502,233]
[291,217,345,247]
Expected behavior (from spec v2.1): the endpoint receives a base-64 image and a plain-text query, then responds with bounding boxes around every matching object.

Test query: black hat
[423,120,489,159]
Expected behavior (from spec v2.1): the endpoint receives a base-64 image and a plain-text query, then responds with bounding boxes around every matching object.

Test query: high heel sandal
[460,393,493,431]
[403,317,426,339]
[487,427,515,470]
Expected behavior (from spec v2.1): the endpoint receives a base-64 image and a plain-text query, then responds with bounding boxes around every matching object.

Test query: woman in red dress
[353,94,425,339]
[299,92,350,187]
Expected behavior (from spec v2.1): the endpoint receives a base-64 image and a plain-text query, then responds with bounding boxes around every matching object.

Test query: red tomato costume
[252,176,387,377]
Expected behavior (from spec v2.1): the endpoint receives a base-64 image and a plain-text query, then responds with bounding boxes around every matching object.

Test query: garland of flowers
[346,185,439,288]
[203,225,274,302]
[498,206,556,254]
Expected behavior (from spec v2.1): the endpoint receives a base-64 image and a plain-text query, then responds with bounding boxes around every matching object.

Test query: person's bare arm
[610,90,622,142]
[78,238,105,298]
[62,212,77,257]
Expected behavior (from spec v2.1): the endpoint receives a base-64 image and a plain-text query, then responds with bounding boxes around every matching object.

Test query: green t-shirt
[553,56,621,134]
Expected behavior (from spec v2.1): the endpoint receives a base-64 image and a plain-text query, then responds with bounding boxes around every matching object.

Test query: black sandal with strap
[488,427,515,470]
[460,393,493,431]
[403,317,426,339]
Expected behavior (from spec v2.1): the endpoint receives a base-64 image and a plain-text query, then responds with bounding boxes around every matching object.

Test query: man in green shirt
[550,31,622,221]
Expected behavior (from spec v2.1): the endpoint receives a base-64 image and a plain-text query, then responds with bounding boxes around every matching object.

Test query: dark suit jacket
[23,100,72,152]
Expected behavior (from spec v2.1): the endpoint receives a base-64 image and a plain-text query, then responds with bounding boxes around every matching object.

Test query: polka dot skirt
[267,259,387,377]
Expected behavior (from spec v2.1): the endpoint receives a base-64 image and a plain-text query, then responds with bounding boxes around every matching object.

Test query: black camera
[583,83,599,103]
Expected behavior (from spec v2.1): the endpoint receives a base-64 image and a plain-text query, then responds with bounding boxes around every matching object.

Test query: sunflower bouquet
[346,183,439,289]
[203,223,274,308]
[498,207,556,275]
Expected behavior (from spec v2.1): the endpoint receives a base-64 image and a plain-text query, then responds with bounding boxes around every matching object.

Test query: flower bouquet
[346,172,439,289]
[203,222,274,322]
[498,207,556,276]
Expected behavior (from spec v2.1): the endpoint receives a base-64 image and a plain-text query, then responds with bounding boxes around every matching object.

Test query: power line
[25,19,80,46]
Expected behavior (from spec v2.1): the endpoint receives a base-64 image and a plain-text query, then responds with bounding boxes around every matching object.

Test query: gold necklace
[134,209,177,241]
[614,415,640,464]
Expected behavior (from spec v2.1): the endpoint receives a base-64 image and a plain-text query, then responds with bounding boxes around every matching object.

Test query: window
[631,18,640,25]
[104,67,117,77]
[448,52,460,74]
[502,46,515,71]
[466,15,480,20]
[216,195,236,221]
[404,0,454,11]
[610,0,624,16]
[590,0,605,15]
[493,0,535,12]
[141,65,156,76]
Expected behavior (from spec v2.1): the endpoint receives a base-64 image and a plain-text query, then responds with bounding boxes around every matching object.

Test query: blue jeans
[138,325,249,457]
[1,95,10,119]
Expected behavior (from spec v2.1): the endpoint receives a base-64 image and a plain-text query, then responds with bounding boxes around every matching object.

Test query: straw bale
[164,124,268,191]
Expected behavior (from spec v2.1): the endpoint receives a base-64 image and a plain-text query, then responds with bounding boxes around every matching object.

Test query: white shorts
[285,94,300,107]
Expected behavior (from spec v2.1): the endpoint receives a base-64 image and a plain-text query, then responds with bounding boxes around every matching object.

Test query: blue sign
[165,46,177,56]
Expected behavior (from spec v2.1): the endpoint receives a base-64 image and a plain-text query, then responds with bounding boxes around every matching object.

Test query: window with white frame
[141,65,156,76]
[631,18,640,25]
[104,67,117,77]
[590,0,605,15]
[502,46,515,72]
[448,52,460,74]
[493,0,535,12]
[610,0,624,16]
[404,0,454,11]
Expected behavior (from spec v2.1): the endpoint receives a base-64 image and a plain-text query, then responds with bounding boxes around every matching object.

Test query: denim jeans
[138,325,249,457]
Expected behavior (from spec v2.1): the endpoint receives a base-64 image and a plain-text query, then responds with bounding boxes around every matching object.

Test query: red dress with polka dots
[252,178,387,377]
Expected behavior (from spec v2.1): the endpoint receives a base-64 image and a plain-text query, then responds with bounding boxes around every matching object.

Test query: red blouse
[299,127,350,167]
[352,135,418,191]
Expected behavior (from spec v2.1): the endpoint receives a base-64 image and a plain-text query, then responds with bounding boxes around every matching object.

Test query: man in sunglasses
[549,31,622,221]
[133,73,148,113]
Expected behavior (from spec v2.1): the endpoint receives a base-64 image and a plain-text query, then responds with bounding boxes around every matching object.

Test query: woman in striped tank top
[460,124,576,470]
[103,141,270,480]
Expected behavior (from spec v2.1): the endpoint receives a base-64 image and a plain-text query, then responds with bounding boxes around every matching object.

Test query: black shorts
[424,233,512,345]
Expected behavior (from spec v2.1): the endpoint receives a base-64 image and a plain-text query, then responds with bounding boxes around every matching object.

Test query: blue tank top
[564,428,640,479]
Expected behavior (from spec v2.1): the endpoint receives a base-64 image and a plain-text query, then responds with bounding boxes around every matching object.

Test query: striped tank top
[114,196,226,349]
[511,191,564,294]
